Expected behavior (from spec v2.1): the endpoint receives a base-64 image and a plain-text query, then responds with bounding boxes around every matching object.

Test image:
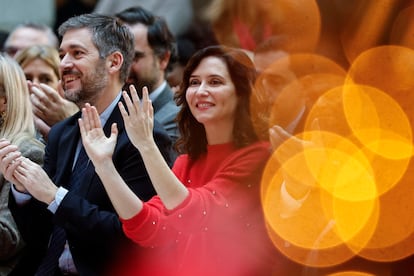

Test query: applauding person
[78,45,276,275]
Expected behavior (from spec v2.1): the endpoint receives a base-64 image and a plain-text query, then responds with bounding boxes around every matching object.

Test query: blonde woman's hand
[0,139,27,192]
[29,81,79,126]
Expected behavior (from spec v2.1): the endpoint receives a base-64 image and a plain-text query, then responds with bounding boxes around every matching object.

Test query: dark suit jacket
[9,97,173,275]
[152,84,180,144]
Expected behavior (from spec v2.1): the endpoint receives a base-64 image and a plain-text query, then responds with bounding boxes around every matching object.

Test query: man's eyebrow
[59,44,88,52]
[134,50,145,57]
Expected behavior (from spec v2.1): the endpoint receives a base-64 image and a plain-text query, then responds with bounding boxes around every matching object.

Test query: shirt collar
[149,81,167,101]
[100,92,122,126]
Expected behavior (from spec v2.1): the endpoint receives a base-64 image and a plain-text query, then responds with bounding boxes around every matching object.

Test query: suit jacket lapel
[152,84,173,112]
[77,97,126,195]
[54,112,82,188]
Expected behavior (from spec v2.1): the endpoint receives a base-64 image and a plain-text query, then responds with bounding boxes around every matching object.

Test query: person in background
[2,23,58,58]
[0,13,173,275]
[76,45,277,275]
[167,36,196,93]
[116,6,180,144]
[167,21,218,93]
[0,31,8,51]
[54,0,98,32]
[0,55,44,275]
[203,0,320,54]
[15,45,79,142]
[94,0,193,37]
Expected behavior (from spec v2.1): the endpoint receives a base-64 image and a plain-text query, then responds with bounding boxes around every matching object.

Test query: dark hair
[58,13,135,83]
[174,45,259,160]
[115,6,177,72]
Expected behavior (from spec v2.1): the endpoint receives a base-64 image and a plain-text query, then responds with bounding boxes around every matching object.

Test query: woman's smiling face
[185,56,238,129]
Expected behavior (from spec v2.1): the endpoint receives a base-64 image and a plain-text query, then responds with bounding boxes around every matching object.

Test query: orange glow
[340,0,403,63]
[305,87,411,195]
[269,73,345,133]
[209,0,321,52]
[346,45,414,127]
[262,131,379,267]
[342,84,413,160]
[390,5,414,50]
[327,271,376,276]
[230,1,414,272]
[358,160,414,262]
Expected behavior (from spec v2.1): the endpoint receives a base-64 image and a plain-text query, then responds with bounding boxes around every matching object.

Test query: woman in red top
[78,45,277,275]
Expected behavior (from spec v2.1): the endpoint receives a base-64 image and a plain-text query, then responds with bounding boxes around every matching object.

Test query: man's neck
[91,83,123,114]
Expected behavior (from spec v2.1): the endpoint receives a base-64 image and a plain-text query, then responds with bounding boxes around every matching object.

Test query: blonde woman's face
[23,58,59,90]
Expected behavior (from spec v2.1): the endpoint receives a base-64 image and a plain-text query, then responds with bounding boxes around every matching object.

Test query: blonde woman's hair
[0,54,38,144]
[15,45,61,79]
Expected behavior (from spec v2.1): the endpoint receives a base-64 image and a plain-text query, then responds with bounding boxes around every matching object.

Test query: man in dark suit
[0,13,173,275]
[116,6,180,144]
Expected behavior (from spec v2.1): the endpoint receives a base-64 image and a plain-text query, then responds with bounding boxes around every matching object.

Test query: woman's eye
[210,79,222,85]
[40,77,52,84]
[189,79,200,86]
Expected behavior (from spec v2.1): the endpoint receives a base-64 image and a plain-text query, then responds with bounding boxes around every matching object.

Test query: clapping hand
[78,103,118,165]
[13,157,57,204]
[118,85,155,151]
[29,81,79,126]
[0,139,25,192]
[29,81,79,140]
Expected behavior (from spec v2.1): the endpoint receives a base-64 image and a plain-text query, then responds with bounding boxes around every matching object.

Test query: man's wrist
[47,187,68,213]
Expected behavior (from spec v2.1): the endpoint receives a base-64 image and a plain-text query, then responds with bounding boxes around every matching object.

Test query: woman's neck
[205,124,233,145]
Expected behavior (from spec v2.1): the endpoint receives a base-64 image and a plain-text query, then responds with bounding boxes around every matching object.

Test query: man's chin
[64,89,80,103]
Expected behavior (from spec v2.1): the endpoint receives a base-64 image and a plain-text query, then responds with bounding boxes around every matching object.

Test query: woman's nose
[195,82,209,96]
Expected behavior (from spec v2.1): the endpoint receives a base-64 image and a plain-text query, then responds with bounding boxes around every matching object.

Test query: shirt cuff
[48,187,68,213]
[11,184,32,205]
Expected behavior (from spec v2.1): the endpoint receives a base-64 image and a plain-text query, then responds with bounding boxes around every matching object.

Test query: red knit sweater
[119,141,277,276]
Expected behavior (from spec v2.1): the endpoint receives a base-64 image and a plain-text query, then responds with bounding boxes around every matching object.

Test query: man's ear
[107,51,123,73]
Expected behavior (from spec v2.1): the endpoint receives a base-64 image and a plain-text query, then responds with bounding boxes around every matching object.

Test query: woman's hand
[14,157,57,204]
[0,139,26,192]
[29,81,79,125]
[119,85,155,151]
[78,103,118,165]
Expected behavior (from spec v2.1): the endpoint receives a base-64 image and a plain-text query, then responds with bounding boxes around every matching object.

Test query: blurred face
[125,23,163,92]
[167,63,184,90]
[59,28,108,106]
[4,27,50,57]
[22,58,59,90]
[254,49,288,74]
[186,56,238,129]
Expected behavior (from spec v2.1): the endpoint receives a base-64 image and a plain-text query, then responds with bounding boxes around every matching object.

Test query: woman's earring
[0,111,6,127]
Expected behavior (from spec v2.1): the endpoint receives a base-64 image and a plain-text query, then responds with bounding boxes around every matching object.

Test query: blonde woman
[15,45,78,141]
[14,45,60,90]
[0,54,44,275]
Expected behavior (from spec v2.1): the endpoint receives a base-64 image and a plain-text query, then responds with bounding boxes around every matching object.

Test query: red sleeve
[171,154,187,178]
[121,142,271,247]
